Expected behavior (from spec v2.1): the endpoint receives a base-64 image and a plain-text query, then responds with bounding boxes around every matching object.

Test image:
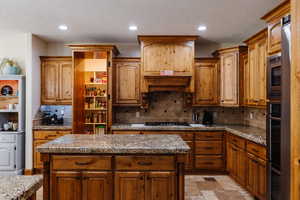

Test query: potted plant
[0,58,21,75]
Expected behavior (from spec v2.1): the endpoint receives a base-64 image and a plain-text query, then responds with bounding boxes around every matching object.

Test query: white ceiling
[0,0,282,44]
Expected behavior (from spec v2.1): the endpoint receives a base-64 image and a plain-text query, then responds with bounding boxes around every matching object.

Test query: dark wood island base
[37,134,190,200]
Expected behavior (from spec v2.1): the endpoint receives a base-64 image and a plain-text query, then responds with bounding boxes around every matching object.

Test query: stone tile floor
[36,175,254,200]
[185,175,254,200]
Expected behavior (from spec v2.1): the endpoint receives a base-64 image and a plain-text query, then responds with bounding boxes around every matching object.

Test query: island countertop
[0,175,42,200]
[37,134,190,154]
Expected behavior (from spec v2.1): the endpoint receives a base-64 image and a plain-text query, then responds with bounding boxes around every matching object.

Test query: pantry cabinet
[244,29,268,107]
[194,58,219,106]
[113,58,140,106]
[41,57,73,105]
[261,0,290,55]
[215,46,247,107]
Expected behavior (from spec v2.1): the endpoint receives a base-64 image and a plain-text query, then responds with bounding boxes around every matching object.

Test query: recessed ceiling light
[58,24,68,31]
[198,25,207,31]
[129,25,138,31]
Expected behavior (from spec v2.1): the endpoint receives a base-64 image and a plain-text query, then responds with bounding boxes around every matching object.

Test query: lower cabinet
[33,130,72,170]
[115,172,175,200]
[227,134,267,200]
[52,171,112,200]
[246,153,267,200]
[227,143,246,185]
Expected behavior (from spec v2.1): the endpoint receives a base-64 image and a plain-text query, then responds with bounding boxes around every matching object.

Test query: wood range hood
[138,35,198,93]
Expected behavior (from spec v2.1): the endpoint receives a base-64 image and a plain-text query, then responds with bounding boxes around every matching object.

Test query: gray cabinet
[0,133,24,175]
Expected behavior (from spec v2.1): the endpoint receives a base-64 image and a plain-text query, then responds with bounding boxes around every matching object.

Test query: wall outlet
[249,112,254,119]
[136,111,140,118]
[213,112,218,119]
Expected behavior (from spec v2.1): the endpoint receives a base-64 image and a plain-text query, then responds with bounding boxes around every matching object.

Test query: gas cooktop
[144,122,190,126]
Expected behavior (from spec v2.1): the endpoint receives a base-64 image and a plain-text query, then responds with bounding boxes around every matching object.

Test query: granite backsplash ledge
[113,92,266,130]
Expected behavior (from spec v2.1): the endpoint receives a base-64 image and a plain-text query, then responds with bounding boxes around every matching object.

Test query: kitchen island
[37,134,190,200]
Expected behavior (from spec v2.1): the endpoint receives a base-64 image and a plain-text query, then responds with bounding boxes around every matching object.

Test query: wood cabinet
[113,58,140,106]
[52,171,112,200]
[226,134,267,200]
[41,57,73,105]
[244,30,268,107]
[33,130,71,169]
[43,153,184,200]
[115,171,175,200]
[215,46,247,107]
[261,0,290,55]
[227,142,247,185]
[138,36,197,93]
[194,131,225,171]
[70,44,119,134]
[194,58,219,106]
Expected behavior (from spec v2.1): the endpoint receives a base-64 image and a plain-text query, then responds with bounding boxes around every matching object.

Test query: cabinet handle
[203,162,214,165]
[75,160,94,166]
[137,161,153,166]
[45,135,58,139]
[251,148,259,153]
[204,147,214,150]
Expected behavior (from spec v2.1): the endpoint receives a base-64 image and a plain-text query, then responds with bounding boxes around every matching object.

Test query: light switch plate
[136,111,140,118]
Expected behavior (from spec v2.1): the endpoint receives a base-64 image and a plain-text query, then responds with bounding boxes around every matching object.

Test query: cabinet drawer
[247,141,266,160]
[195,132,223,141]
[143,131,193,141]
[113,131,141,134]
[52,155,112,170]
[228,134,246,149]
[34,131,61,140]
[0,135,16,143]
[195,141,223,155]
[195,156,224,170]
[115,156,175,171]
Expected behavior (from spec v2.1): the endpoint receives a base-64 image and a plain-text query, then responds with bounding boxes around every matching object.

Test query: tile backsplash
[114,92,266,130]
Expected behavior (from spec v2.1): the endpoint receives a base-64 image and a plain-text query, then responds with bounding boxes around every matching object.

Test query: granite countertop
[32,121,72,130]
[111,124,266,146]
[0,175,43,200]
[37,134,190,154]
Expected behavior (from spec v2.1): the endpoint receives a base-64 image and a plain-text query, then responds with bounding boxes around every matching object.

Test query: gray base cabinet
[0,132,24,175]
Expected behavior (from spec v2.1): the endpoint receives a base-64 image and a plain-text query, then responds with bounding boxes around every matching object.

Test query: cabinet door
[42,61,59,104]
[194,61,219,105]
[34,140,48,169]
[257,159,267,200]
[220,53,238,106]
[59,61,73,104]
[115,172,145,200]
[243,55,249,105]
[236,147,247,186]
[257,39,267,106]
[230,144,238,178]
[51,171,81,200]
[268,20,282,55]
[226,142,233,173]
[246,154,258,195]
[115,61,140,104]
[145,172,176,200]
[248,45,258,105]
[0,144,15,170]
[82,172,113,200]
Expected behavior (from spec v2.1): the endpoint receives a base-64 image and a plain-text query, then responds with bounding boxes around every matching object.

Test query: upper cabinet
[138,36,198,93]
[41,57,73,105]
[261,0,290,55]
[215,47,247,107]
[244,30,268,107]
[113,58,141,106]
[194,58,219,106]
